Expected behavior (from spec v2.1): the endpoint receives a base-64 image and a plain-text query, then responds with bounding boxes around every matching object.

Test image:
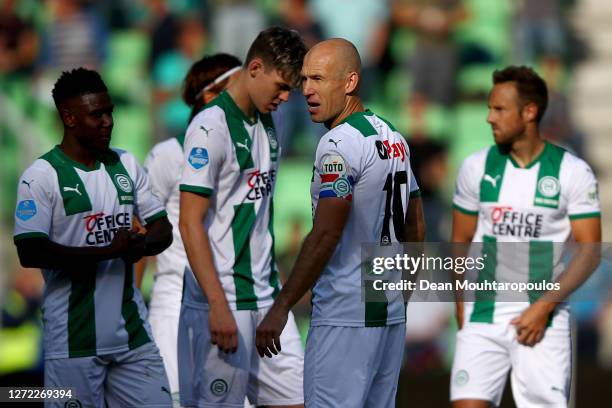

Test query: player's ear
[59,108,77,128]
[345,71,359,95]
[203,90,217,104]
[522,101,538,123]
[247,58,264,78]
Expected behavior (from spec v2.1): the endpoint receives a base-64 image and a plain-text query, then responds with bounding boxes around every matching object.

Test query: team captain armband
[318,154,354,201]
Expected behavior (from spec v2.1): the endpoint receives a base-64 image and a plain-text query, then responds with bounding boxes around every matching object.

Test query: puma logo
[483,174,501,188]
[235,137,250,153]
[200,126,213,137]
[328,138,341,148]
[22,179,34,189]
[63,184,82,196]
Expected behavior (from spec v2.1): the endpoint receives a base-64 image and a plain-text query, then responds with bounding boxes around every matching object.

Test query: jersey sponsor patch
[375,140,407,162]
[16,199,37,221]
[188,147,209,170]
[319,154,354,200]
[246,168,276,201]
[83,212,131,245]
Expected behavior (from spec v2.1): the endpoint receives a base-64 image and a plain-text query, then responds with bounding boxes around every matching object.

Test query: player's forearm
[134,257,148,289]
[451,222,473,305]
[143,217,173,256]
[404,197,426,242]
[16,238,121,269]
[541,243,601,304]
[180,220,228,307]
[273,228,341,312]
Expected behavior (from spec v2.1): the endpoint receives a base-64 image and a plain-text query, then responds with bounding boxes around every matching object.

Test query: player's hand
[455,301,465,330]
[123,229,146,263]
[208,303,238,353]
[255,305,288,358]
[511,301,555,347]
[109,228,132,257]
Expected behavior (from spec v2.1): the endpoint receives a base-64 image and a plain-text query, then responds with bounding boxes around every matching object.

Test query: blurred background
[0,0,611,406]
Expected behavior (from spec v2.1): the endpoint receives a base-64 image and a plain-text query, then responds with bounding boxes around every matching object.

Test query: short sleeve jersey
[453,142,600,325]
[310,110,420,327]
[179,91,281,311]
[13,146,166,359]
[144,137,186,312]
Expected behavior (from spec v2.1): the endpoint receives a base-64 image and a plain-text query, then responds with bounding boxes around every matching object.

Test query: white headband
[195,66,242,100]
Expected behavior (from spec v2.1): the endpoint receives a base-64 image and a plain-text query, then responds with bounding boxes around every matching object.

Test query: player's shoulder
[107,148,145,178]
[24,157,54,174]
[148,138,182,160]
[110,147,137,164]
[459,146,490,171]
[558,145,595,179]
[187,106,230,139]
[316,125,357,157]
[20,158,54,184]
[370,110,401,133]
[145,138,183,170]
[321,117,369,152]
[191,104,225,123]
[334,111,378,140]
[558,145,587,168]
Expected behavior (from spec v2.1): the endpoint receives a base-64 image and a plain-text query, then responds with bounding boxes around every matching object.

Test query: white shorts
[451,322,571,408]
[304,323,405,408]
[149,308,181,402]
[177,305,304,408]
[44,342,171,407]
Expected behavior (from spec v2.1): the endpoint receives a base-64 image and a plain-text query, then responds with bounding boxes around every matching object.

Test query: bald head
[306,38,361,80]
[302,38,363,127]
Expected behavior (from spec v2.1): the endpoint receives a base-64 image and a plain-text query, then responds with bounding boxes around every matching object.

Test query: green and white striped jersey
[310,110,420,327]
[179,91,280,311]
[453,142,600,325]
[13,146,166,359]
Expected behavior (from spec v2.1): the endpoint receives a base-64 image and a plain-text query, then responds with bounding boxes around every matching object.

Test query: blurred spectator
[539,56,585,157]
[152,15,206,140]
[276,0,325,158]
[278,0,322,49]
[404,302,452,374]
[210,0,265,60]
[310,0,390,101]
[513,0,565,64]
[0,267,44,386]
[392,0,466,108]
[37,0,108,72]
[96,0,135,30]
[408,139,450,242]
[570,258,612,366]
[598,302,612,369]
[0,0,39,76]
[143,0,180,70]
